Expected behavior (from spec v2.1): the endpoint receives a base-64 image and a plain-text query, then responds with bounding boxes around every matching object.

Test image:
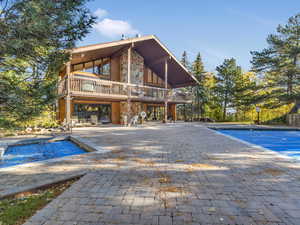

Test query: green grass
[0,178,78,225]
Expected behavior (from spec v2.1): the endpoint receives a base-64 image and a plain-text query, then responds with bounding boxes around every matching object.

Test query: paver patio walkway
[12,123,300,224]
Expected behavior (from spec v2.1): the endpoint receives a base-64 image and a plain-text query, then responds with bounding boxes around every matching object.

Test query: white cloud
[94,8,108,19]
[94,18,139,38]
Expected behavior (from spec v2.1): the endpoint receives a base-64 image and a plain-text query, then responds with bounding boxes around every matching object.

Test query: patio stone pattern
[2,123,300,224]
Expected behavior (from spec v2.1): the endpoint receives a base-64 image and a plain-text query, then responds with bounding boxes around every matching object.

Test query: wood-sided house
[57,35,197,125]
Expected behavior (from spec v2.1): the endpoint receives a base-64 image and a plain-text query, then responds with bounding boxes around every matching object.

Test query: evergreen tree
[215,58,242,120]
[251,13,300,113]
[234,72,258,120]
[181,51,190,71]
[192,53,206,119]
[179,51,192,120]
[0,0,96,126]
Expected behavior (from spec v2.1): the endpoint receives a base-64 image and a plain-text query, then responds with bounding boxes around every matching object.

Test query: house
[57,35,198,125]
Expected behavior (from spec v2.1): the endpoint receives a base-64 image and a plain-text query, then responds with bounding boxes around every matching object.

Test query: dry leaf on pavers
[190,163,220,169]
[158,177,172,184]
[111,155,128,162]
[110,150,123,154]
[234,199,247,208]
[159,186,186,193]
[175,160,184,163]
[155,171,172,184]
[132,158,155,166]
[250,168,284,176]
[207,207,216,212]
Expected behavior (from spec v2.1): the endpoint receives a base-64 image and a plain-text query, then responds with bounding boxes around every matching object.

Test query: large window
[72,103,111,124]
[72,58,111,80]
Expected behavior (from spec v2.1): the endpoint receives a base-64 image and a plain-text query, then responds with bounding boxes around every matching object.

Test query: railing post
[65,61,72,129]
[164,57,168,123]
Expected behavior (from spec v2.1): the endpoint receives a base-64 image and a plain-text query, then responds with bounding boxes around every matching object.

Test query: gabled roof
[71,35,198,88]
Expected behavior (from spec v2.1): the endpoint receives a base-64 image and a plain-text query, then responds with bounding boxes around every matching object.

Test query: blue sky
[79,0,299,72]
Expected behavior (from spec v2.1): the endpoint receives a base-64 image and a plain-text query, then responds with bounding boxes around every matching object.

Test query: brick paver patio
[7,123,300,224]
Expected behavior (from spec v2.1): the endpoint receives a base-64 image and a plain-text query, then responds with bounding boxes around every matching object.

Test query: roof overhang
[70,35,199,88]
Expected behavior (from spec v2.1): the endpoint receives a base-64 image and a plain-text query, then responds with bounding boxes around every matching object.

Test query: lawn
[0,177,79,225]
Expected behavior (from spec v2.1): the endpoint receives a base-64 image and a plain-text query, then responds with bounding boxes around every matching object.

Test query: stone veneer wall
[119,49,144,124]
[120,101,142,124]
[120,49,144,85]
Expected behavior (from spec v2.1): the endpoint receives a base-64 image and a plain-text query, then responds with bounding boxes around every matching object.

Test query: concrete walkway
[12,123,300,224]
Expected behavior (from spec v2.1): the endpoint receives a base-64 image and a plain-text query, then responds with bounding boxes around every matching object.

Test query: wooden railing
[168,89,193,102]
[58,72,192,103]
[130,84,167,101]
[70,75,128,97]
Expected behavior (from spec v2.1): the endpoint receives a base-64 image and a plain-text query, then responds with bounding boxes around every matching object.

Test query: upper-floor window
[72,57,111,80]
[97,59,110,77]
[145,67,166,87]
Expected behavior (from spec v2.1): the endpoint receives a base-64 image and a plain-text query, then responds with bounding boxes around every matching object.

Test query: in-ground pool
[216,129,300,160]
[0,140,87,168]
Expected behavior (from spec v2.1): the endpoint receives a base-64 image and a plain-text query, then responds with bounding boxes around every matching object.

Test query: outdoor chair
[130,115,139,127]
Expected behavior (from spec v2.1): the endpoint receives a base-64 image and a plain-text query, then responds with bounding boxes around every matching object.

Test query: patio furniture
[100,115,111,124]
[90,115,98,125]
[130,115,139,127]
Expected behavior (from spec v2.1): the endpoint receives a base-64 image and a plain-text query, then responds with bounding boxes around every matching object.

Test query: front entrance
[73,103,111,124]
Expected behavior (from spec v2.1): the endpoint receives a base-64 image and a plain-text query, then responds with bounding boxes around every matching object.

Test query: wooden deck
[58,72,192,103]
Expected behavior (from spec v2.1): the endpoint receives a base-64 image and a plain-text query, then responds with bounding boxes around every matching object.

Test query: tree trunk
[223,102,227,121]
[287,73,293,95]
[198,98,201,119]
[223,92,228,120]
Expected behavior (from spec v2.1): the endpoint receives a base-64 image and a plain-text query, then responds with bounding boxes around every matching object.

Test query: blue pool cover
[216,129,300,160]
[0,140,87,168]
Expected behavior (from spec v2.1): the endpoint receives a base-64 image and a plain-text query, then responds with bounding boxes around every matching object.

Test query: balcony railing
[58,72,192,103]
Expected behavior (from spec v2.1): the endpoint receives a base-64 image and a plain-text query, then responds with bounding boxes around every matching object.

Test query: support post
[184,104,186,121]
[65,61,71,129]
[127,46,132,126]
[164,57,168,123]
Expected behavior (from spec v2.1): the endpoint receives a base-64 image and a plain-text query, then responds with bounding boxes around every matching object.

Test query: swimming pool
[216,129,300,160]
[0,140,87,168]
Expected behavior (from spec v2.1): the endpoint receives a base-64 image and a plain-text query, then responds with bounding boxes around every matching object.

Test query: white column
[127,47,132,126]
[164,57,168,123]
[127,47,131,84]
[65,61,71,127]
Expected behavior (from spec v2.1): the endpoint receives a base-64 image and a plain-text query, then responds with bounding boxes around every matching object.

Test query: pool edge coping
[0,135,110,170]
[0,135,110,198]
[208,127,300,164]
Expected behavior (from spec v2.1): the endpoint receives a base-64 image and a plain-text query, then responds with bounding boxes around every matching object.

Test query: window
[153,73,157,84]
[148,70,152,83]
[71,57,111,80]
[73,63,83,71]
[84,61,94,73]
[158,77,163,86]
[101,60,110,76]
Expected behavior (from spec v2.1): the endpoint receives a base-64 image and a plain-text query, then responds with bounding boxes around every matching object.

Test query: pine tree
[192,53,206,119]
[181,51,190,71]
[251,13,300,113]
[215,58,242,120]
[179,51,192,120]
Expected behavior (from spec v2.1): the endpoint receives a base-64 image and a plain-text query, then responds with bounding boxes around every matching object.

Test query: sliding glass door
[73,103,111,124]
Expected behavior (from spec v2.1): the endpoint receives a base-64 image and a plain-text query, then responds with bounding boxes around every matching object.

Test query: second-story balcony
[58,72,192,103]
